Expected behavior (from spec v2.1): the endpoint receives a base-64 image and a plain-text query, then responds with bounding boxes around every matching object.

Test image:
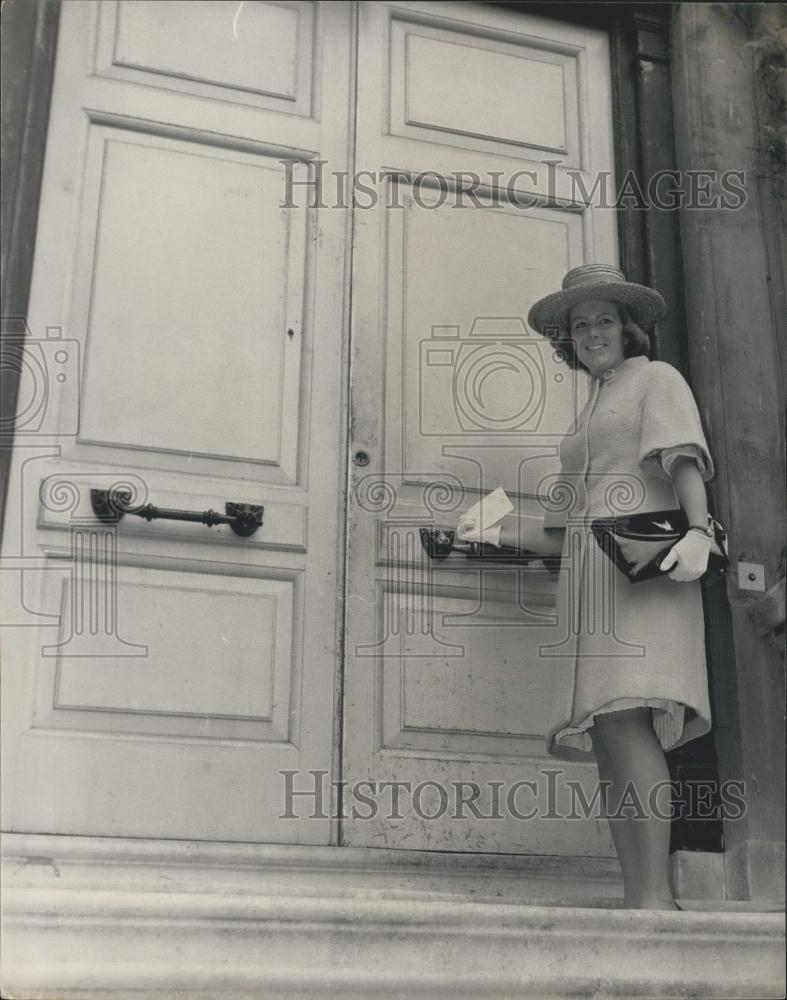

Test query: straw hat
[527,264,667,336]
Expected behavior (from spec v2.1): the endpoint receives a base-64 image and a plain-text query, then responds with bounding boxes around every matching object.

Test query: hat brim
[527,281,667,337]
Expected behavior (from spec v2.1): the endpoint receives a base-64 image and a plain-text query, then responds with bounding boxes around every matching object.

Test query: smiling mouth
[586,344,608,351]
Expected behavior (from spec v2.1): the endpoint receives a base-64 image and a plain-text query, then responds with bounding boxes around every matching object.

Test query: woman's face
[568,299,626,376]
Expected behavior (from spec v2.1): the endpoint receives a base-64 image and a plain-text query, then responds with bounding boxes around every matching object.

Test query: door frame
[0,0,60,542]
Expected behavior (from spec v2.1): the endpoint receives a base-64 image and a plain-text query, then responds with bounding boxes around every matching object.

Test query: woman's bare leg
[590,707,677,909]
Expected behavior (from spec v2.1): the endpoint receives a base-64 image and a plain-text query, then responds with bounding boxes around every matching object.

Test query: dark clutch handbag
[590,509,729,584]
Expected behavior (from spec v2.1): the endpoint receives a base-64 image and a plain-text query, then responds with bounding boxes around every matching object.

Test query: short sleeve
[638,362,715,482]
[659,444,708,479]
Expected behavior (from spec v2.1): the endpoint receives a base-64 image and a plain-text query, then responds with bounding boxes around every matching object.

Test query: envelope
[461,486,514,531]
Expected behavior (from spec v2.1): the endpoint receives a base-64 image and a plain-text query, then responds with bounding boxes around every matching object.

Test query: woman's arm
[603,455,712,579]
[492,457,706,556]
[497,513,565,555]
[669,455,709,525]
[656,454,714,581]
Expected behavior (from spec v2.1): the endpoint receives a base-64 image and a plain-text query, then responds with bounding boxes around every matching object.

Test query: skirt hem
[548,696,708,757]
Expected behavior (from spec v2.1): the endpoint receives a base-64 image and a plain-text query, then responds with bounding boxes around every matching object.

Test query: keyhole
[354,450,370,466]
[287,328,295,339]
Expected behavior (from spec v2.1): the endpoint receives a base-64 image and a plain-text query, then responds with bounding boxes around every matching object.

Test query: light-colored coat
[540,355,715,761]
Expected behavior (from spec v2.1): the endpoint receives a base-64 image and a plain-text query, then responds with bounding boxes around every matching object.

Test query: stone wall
[671,1,786,899]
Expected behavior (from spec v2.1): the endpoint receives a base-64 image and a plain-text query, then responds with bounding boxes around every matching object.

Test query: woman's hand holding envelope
[456,488,566,558]
[456,515,502,547]
[455,487,513,547]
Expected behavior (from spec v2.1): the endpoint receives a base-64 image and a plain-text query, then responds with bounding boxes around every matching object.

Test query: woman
[457,264,717,910]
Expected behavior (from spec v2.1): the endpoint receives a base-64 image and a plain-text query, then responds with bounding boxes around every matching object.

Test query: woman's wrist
[498,518,564,556]
[482,525,502,547]
[686,515,713,538]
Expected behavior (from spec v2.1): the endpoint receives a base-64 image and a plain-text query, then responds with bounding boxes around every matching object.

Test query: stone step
[0,832,628,908]
[2,834,784,999]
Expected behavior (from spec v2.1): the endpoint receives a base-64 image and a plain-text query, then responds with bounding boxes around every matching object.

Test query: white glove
[456,514,502,547]
[659,530,711,582]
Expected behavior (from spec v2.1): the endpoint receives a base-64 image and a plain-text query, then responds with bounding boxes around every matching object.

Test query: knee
[592,708,652,752]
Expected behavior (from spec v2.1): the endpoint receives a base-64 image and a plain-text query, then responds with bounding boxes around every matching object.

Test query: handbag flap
[591,508,729,583]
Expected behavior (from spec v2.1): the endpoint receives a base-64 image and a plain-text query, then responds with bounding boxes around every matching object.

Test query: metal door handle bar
[419,528,560,571]
[90,489,264,537]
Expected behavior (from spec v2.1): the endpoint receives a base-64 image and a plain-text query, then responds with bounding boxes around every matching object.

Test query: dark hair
[550,303,652,372]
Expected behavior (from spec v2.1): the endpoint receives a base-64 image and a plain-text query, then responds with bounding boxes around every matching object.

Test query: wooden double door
[2,1,617,857]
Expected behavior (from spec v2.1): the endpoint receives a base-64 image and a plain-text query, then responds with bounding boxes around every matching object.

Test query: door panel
[389,15,580,161]
[343,0,618,854]
[384,181,585,491]
[32,565,294,739]
[75,128,307,479]
[1,1,352,843]
[102,0,313,112]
